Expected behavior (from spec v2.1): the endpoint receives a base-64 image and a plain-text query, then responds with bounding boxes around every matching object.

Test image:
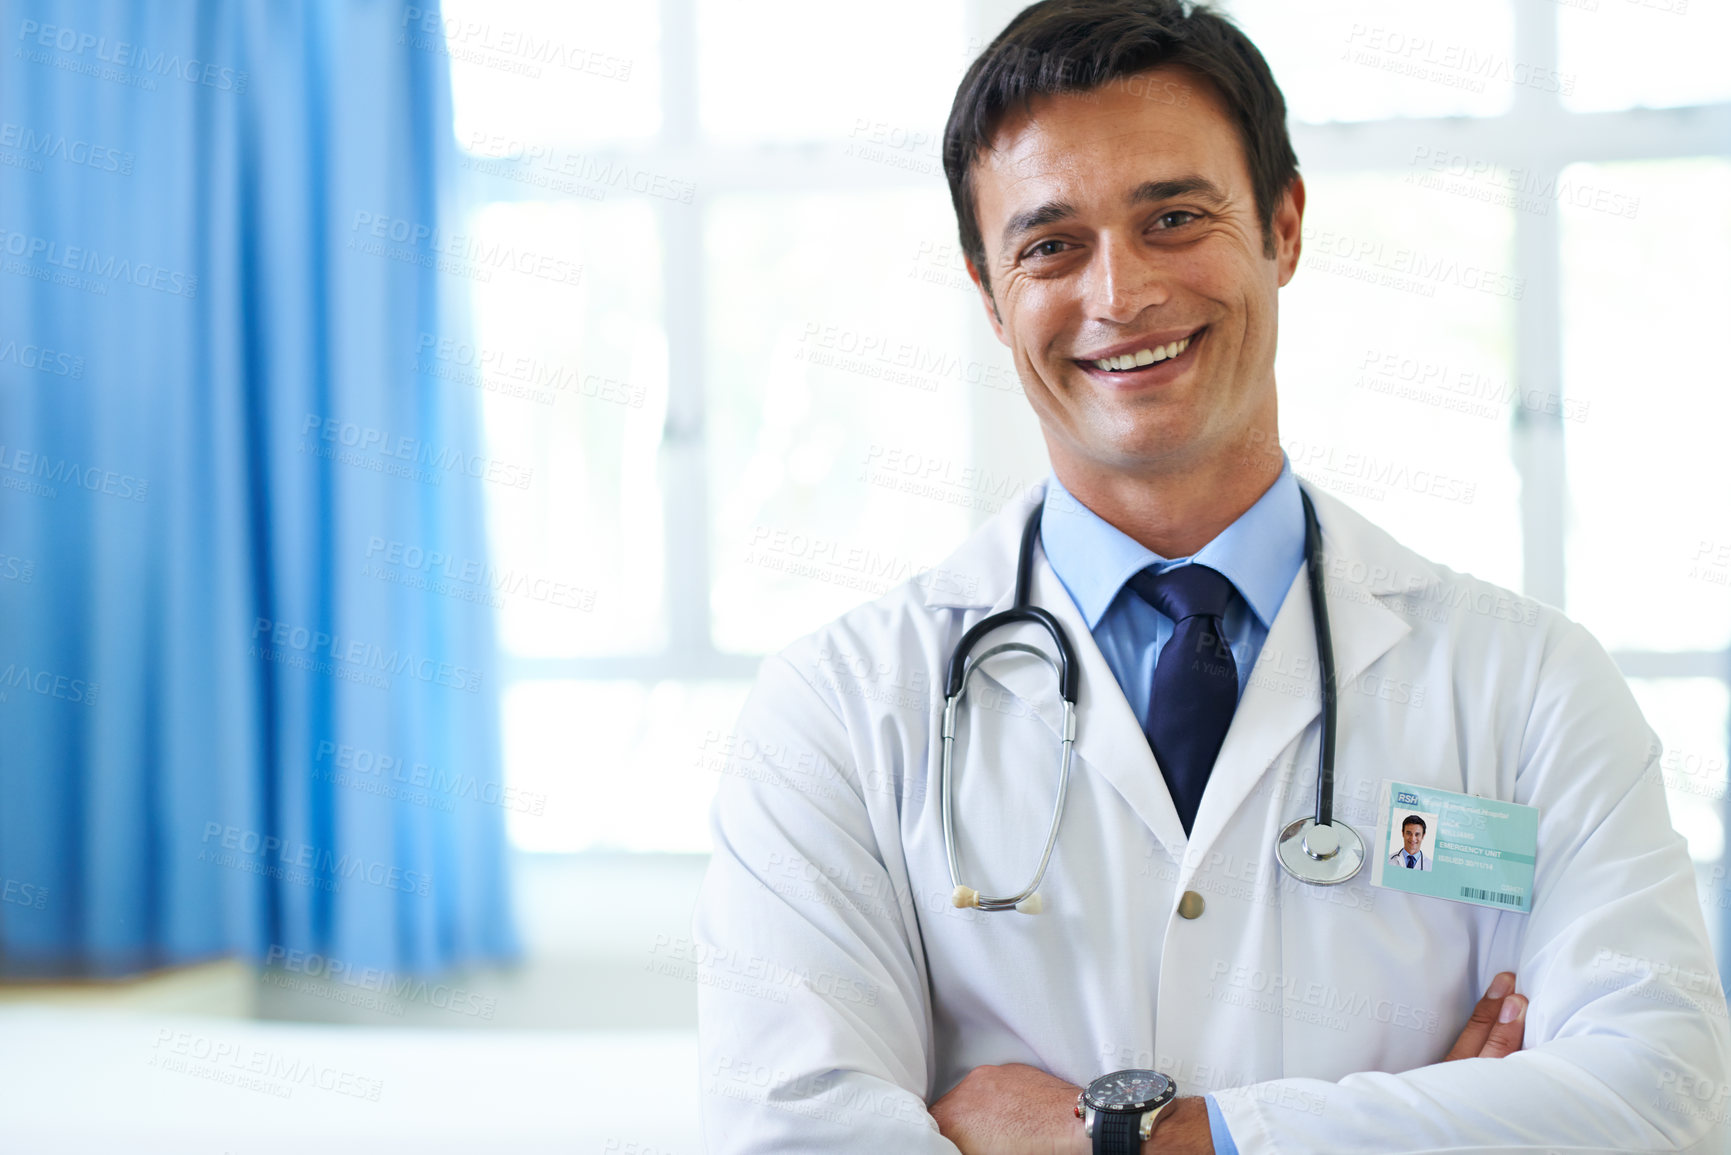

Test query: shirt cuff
[1204,1093,1240,1155]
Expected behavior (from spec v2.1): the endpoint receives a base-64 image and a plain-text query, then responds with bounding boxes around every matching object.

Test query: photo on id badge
[1387,810,1436,872]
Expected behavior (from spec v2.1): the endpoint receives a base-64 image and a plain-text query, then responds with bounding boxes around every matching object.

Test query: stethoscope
[939,485,1366,914]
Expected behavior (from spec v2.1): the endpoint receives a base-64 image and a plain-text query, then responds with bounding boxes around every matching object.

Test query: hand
[930,1063,1216,1155]
[1442,971,1527,1061]
[930,1063,1088,1155]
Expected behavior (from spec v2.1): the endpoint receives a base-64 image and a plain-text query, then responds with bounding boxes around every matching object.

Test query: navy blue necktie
[1126,564,1239,836]
[1406,854,1416,869]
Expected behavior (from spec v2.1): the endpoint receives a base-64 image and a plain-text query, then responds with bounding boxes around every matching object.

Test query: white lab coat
[1389,848,1431,872]
[693,479,1730,1154]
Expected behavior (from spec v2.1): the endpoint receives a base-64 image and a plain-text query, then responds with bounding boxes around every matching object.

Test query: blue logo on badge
[1395,791,1421,807]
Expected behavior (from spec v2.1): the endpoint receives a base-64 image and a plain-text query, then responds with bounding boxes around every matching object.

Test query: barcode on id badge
[1460,886,1523,907]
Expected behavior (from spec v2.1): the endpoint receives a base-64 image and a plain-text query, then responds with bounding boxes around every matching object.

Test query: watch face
[1084,1069,1173,1111]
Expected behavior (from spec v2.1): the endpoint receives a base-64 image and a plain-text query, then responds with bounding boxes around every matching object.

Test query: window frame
[453,0,1731,981]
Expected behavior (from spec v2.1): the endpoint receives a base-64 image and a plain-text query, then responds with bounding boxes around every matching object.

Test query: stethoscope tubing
[939,483,1344,911]
[1299,489,1339,828]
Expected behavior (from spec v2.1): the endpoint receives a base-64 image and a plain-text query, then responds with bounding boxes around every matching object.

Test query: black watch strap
[1093,1107,1142,1155]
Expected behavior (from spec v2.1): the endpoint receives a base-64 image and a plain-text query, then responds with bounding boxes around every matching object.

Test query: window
[446,0,1731,980]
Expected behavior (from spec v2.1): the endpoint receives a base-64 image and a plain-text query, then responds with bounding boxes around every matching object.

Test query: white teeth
[1089,334,1193,372]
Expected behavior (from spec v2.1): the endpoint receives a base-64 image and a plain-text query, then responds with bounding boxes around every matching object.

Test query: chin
[1089,423,1216,471]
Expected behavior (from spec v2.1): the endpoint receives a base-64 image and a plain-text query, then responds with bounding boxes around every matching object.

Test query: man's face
[1403,824,1424,856]
[965,65,1303,479]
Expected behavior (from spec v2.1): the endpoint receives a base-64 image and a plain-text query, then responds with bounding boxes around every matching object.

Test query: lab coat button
[1177,891,1205,919]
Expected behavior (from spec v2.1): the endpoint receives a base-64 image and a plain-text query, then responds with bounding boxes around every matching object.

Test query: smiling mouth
[1077,327,1206,374]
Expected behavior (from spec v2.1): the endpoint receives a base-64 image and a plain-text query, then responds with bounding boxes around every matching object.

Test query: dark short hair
[1402,815,1427,836]
[942,0,1299,300]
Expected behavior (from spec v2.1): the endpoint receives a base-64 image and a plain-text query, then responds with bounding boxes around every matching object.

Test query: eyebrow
[998,176,1234,254]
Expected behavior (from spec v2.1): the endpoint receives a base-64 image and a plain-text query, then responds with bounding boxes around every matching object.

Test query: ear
[965,255,1008,343]
[1273,175,1305,288]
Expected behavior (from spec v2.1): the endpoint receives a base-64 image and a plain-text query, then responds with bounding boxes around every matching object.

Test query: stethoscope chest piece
[1275,817,1365,885]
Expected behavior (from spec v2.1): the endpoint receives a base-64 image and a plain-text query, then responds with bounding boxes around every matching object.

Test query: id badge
[1370,780,1539,913]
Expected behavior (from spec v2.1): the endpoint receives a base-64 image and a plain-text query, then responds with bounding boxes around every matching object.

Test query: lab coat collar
[920,476,1420,863]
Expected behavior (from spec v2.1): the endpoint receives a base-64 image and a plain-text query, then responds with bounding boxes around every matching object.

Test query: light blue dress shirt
[1039,454,1307,1155]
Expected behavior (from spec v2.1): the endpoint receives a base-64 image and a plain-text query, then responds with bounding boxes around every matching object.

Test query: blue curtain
[0,0,519,976]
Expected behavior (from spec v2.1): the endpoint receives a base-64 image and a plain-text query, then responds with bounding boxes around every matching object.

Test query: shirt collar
[1040,454,1306,630]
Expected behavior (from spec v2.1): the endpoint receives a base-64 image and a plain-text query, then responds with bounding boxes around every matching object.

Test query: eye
[1153,210,1199,230]
[1024,238,1070,260]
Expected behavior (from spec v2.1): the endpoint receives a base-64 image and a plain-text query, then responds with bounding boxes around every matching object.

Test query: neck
[1048,436,1282,560]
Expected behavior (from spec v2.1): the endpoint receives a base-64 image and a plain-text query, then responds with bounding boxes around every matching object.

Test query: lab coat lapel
[1028,533,1192,857]
[1181,482,1415,862]
[924,483,1189,859]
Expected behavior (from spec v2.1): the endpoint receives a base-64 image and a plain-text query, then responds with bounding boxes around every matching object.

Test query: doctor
[693,1,1730,1151]
[1391,817,1432,872]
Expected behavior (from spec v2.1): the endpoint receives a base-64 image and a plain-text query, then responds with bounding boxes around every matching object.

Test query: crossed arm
[928,973,1529,1153]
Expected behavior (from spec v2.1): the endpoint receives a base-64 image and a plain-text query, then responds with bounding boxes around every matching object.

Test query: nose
[1081,232,1170,325]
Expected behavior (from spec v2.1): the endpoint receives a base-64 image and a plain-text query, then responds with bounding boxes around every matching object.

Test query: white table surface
[0,1005,702,1154]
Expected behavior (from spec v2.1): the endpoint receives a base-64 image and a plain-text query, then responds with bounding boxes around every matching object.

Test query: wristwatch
[1073,1068,1177,1154]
